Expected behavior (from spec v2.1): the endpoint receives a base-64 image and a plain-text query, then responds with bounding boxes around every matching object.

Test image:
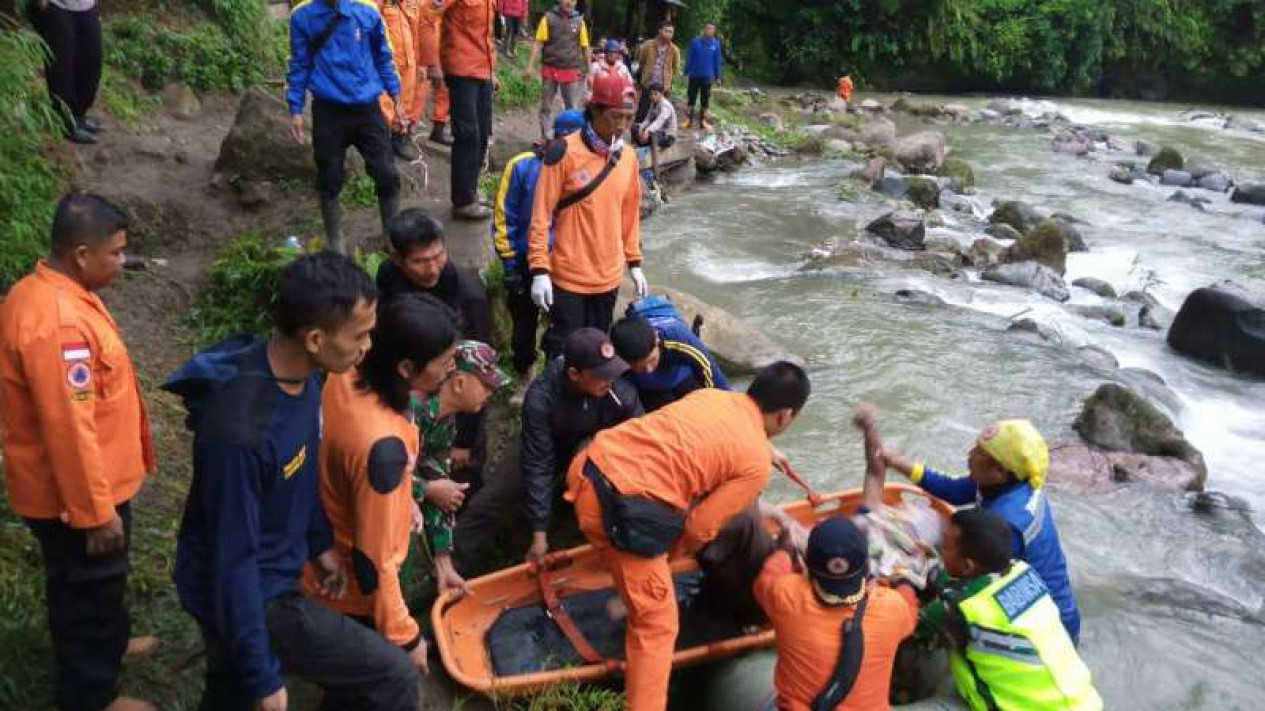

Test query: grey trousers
[539,76,584,138]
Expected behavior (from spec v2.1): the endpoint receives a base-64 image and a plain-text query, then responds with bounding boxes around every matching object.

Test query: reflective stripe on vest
[949,562,1103,711]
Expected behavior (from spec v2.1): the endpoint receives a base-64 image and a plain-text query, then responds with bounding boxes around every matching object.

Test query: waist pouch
[583,459,684,558]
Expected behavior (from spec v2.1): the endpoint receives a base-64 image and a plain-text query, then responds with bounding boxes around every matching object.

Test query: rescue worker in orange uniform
[379,0,425,160]
[564,361,812,711]
[302,293,458,675]
[837,75,854,104]
[414,0,452,146]
[438,0,498,220]
[0,192,156,711]
[527,72,648,358]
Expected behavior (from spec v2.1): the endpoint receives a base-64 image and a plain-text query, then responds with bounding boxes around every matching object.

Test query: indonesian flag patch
[62,342,91,362]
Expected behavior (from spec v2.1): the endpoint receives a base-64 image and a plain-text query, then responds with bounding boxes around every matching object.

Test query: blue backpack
[626,296,703,336]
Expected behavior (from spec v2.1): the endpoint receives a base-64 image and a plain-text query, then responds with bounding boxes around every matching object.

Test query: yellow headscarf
[977,419,1049,489]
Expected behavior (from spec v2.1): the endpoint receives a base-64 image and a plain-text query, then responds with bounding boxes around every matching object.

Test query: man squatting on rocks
[287,0,404,254]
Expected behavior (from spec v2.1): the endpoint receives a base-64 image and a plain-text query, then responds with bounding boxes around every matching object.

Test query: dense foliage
[660,0,1265,103]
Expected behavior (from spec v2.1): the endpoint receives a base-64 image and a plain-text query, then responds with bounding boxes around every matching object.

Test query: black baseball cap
[806,516,869,605]
[564,328,630,380]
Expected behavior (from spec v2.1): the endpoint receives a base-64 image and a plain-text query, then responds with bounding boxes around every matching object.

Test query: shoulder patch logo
[66,362,92,390]
[993,566,1048,622]
[283,445,308,480]
[62,342,91,361]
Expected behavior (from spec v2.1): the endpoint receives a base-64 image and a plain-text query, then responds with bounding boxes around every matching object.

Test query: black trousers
[635,86,654,123]
[504,16,523,54]
[453,445,526,576]
[311,99,401,202]
[25,501,133,711]
[198,593,419,711]
[541,286,619,359]
[446,75,493,208]
[687,76,713,114]
[29,3,102,132]
[696,503,777,627]
[505,274,541,374]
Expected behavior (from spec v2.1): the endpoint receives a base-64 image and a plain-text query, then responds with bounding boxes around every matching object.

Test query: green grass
[342,174,379,209]
[495,50,541,110]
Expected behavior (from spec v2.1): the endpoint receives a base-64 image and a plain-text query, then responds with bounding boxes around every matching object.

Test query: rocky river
[645,95,1265,710]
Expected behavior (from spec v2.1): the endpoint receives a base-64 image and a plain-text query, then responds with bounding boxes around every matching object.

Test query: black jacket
[521,357,643,532]
[376,259,492,450]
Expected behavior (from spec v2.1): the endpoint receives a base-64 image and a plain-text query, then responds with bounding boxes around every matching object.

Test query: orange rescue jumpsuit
[0,262,155,527]
[301,370,422,648]
[413,0,450,125]
[837,75,854,103]
[378,0,422,132]
[564,389,773,711]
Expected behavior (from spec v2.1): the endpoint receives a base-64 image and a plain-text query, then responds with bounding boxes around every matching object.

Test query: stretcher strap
[780,462,823,506]
[535,557,609,667]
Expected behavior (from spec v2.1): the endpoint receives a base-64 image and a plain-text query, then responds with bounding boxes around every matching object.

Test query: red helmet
[589,73,636,110]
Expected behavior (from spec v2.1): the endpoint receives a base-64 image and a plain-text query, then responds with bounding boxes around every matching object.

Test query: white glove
[531,274,554,312]
[630,266,648,297]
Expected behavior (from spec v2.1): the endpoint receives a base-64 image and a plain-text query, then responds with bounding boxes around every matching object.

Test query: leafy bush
[105,16,285,93]
[0,17,64,291]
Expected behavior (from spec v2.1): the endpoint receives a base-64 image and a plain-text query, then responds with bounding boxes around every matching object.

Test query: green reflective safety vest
[948,561,1103,711]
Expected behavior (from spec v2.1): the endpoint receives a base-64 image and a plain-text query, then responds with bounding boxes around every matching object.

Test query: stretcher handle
[778,460,823,506]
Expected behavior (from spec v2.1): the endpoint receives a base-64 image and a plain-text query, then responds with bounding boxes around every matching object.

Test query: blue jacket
[492,150,546,274]
[286,0,401,114]
[630,316,730,394]
[916,467,1082,643]
[165,336,332,700]
[684,36,722,80]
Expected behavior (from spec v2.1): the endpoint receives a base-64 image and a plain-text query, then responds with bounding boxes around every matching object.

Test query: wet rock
[1139,303,1176,331]
[1167,285,1265,377]
[692,144,719,172]
[852,156,886,184]
[801,124,832,136]
[1051,217,1088,252]
[893,131,947,174]
[1003,219,1071,275]
[1047,443,1205,492]
[904,177,941,210]
[894,289,945,306]
[1067,303,1127,327]
[859,99,882,111]
[1108,166,1135,185]
[1052,136,1091,156]
[1135,139,1159,156]
[986,98,1023,116]
[215,87,320,184]
[1195,173,1230,192]
[1072,383,1207,488]
[824,139,854,156]
[1078,345,1120,369]
[873,176,908,199]
[1146,147,1184,175]
[989,200,1045,234]
[865,210,926,250]
[939,191,988,220]
[984,223,1022,242]
[758,113,785,131]
[806,241,959,276]
[1008,317,1061,343]
[826,97,849,113]
[983,262,1070,302]
[162,82,201,120]
[1184,156,1219,179]
[1230,184,1265,206]
[1167,190,1210,211]
[1121,290,1160,308]
[1160,169,1193,187]
[936,157,976,190]
[970,237,1008,267]
[924,233,972,260]
[860,117,896,147]
[1226,115,1265,133]
[1072,277,1117,299]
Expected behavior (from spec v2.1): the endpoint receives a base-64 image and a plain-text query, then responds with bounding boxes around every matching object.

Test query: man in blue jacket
[166,253,420,711]
[491,109,584,400]
[609,303,730,411]
[287,0,404,255]
[683,23,721,129]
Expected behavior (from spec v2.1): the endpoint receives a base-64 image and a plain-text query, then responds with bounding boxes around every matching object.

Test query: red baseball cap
[589,74,636,111]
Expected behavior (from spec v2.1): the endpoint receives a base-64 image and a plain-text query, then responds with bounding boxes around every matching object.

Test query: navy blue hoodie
[164,335,331,700]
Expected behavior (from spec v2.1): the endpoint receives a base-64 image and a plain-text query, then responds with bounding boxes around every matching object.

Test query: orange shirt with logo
[439,0,495,79]
[527,131,643,294]
[303,370,421,648]
[571,389,769,553]
[754,551,919,711]
[0,262,155,527]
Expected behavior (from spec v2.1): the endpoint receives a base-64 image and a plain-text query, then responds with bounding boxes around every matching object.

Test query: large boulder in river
[989,200,1044,234]
[936,157,976,190]
[616,286,796,376]
[893,131,947,174]
[1166,285,1265,377]
[1072,277,1117,299]
[904,177,941,210]
[859,117,896,147]
[1184,156,1219,179]
[1072,383,1206,488]
[1145,147,1184,176]
[852,156,886,184]
[865,210,926,250]
[1047,444,1205,492]
[983,262,1070,302]
[215,87,318,184]
[1002,219,1070,275]
[1230,184,1265,206]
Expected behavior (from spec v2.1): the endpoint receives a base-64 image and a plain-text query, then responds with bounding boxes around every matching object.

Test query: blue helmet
[554,109,585,136]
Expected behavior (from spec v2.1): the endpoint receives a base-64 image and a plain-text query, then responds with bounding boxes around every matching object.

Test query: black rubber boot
[429,122,454,146]
[391,131,420,161]
[319,193,344,254]
[378,192,400,241]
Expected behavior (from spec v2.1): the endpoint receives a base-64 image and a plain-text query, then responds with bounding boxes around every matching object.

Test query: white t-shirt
[50,0,97,10]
